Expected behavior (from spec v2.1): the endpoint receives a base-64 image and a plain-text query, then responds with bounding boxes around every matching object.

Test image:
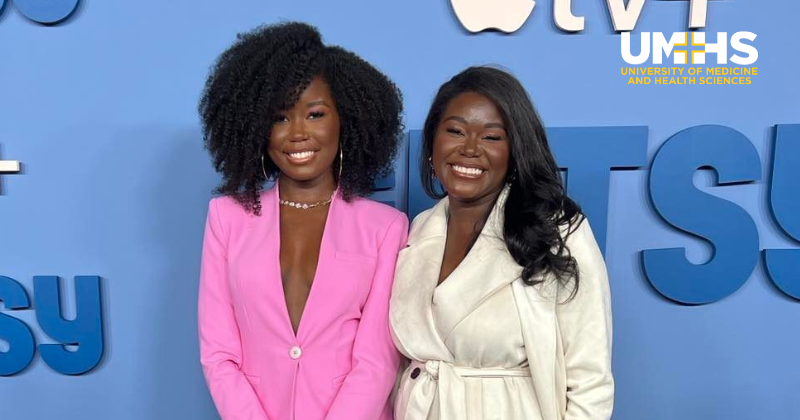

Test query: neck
[278,172,336,203]
[446,188,502,236]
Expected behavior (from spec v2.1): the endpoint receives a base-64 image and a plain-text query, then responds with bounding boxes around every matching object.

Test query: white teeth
[452,164,484,176]
[288,151,315,159]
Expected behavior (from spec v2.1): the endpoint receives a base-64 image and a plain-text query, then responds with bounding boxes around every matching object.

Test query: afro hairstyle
[199,21,404,215]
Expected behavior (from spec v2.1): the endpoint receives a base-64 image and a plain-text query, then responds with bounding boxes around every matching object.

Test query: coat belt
[404,360,531,420]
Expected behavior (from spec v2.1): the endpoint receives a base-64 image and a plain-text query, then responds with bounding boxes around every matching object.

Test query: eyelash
[274,111,325,123]
[446,128,502,141]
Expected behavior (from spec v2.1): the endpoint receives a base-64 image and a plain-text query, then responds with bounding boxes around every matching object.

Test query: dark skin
[268,76,340,334]
[431,92,511,285]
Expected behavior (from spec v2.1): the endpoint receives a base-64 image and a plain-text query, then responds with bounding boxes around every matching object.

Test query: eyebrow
[306,100,330,108]
[443,116,505,130]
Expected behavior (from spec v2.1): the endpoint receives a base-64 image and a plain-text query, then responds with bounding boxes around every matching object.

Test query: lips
[285,150,318,163]
[449,163,486,178]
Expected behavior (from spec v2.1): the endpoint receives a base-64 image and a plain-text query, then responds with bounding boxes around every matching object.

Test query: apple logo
[450,0,535,33]
[8,0,80,24]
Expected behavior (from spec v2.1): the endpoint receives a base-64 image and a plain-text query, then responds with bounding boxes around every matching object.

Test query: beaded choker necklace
[279,192,335,210]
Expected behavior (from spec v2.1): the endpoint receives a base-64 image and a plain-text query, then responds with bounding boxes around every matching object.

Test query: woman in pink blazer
[197,22,408,420]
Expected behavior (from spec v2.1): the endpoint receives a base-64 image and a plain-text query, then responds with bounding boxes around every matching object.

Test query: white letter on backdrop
[621,32,651,65]
[689,0,709,29]
[652,32,686,64]
[606,0,647,32]
[730,32,758,65]
[554,0,585,32]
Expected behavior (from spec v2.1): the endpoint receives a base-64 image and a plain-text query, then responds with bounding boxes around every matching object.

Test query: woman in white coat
[390,67,614,420]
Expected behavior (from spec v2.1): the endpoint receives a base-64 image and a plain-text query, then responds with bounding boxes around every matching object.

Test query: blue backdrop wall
[1,0,798,418]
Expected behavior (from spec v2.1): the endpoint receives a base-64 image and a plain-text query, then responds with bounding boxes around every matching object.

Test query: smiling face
[432,91,511,204]
[268,76,341,185]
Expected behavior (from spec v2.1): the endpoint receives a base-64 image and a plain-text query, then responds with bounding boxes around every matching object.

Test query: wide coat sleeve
[324,212,409,420]
[198,198,271,420]
[556,219,615,420]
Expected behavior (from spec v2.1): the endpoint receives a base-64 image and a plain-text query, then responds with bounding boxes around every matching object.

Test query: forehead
[442,91,503,124]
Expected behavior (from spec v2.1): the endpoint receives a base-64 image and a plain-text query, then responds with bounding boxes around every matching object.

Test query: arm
[557,219,615,420]
[324,213,409,420]
[198,198,271,420]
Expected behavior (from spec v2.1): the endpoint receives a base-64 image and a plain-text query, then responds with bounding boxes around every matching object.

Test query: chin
[444,183,484,200]
[444,178,506,203]
[279,166,329,183]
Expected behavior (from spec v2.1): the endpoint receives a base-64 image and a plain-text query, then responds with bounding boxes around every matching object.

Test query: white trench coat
[390,188,614,420]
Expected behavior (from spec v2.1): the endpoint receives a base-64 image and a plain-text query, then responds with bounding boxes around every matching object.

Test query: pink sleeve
[324,212,409,420]
[198,198,271,420]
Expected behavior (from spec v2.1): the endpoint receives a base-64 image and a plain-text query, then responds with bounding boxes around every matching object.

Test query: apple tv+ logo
[450,0,534,33]
[449,0,720,34]
[0,0,80,24]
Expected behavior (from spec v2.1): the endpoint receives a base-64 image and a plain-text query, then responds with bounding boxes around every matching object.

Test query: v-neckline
[273,185,337,342]
[434,211,488,292]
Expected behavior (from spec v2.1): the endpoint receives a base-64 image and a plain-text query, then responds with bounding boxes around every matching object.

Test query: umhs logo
[622,32,758,65]
[450,0,535,33]
[0,0,80,24]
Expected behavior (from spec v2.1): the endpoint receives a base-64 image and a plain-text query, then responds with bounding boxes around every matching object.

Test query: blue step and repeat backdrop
[1,0,798,418]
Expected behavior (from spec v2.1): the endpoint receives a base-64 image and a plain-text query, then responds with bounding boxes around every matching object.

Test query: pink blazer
[198,186,408,420]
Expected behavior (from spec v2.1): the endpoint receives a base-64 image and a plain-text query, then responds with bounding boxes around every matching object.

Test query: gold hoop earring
[261,154,275,182]
[338,147,343,181]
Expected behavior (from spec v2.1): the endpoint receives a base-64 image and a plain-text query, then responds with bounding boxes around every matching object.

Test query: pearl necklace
[279,192,335,210]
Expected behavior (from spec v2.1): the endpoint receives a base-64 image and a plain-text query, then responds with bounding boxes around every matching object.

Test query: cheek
[488,145,511,173]
[314,122,340,150]
[324,114,341,137]
[432,136,458,161]
[267,126,284,149]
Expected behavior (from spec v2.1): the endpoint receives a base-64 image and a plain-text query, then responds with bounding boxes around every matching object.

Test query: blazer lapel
[292,188,340,342]
[236,186,296,342]
[246,184,341,343]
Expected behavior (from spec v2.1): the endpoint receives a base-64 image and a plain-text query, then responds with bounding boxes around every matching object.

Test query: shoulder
[561,215,610,300]
[407,207,436,239]
[336,198,409,253]
[410,206,436,228]
[563,215,603,265]
[342,197,409,234]
[208,195,248,217]
[206,195,260,233]
[407,195,450,241]
[345,197,406,223]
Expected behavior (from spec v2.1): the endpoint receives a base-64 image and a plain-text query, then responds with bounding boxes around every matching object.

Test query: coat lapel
[513,280,559,420]
[432,186,523,341]
[391,185,566,420]
[390,197,454,362]
[390,186,523,355]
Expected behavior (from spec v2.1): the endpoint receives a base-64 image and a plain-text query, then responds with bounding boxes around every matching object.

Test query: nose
[289,118,309,141]
[460,134,480,157]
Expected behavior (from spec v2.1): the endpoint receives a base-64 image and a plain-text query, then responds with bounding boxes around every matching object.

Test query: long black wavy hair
[420,66,584,295]
[199,22,404,215]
